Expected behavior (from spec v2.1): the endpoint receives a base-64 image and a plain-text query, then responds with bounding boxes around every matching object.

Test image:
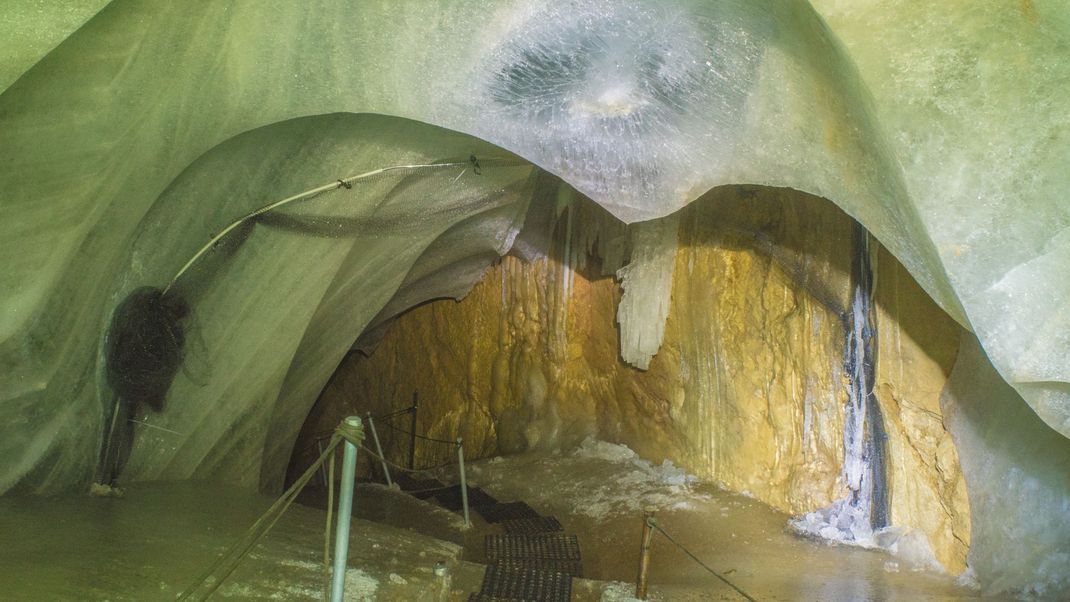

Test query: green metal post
[456,437,470,528]
[331,416,363,602]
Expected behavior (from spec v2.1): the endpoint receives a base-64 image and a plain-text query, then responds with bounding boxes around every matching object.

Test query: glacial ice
[942,334,1070,598]
[2,1,1070,597]
[0,0,110,92]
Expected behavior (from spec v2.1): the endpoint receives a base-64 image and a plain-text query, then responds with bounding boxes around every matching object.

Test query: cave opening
[283,177,975,598]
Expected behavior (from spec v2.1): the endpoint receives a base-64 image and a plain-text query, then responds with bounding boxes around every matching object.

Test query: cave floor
[0,481,461,601]
[421,439,1002,602]
[0,443,1005,601]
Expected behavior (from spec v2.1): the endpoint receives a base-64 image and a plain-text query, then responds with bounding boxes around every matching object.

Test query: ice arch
[1,0,1069,495]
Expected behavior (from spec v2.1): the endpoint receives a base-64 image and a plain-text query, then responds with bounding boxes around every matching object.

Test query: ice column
[792,224,889,542]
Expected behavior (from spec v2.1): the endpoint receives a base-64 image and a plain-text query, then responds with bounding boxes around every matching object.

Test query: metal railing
[635,509,758,602]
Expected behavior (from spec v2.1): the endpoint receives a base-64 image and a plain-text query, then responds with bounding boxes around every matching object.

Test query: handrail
[635,510,759,602]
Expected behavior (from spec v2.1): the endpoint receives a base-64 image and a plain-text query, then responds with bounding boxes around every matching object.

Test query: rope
[372,406,416,421]
[322,446,336,601]
[177,422,367,601]
[377,419,457,445]
[649,522,758,602]
[358,443,459,475]
[398,484,456,496]
[163,156,526,294]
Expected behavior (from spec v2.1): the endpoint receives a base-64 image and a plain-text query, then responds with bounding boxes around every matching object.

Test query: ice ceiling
[1,0,1068,495]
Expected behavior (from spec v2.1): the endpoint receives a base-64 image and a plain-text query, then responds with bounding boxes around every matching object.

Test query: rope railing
[301,394,473,527]
[650,522,758,601]
[357,443,459,475]
[177,419,365,601]
[371,405,416,422]
[376,417,458,446]
[302,397,456,469]
[636,511,758,602]
[360,411,473,528]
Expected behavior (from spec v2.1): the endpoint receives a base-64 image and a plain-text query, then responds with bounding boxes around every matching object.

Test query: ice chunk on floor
[599,580,643,602]
[573,437,639,463]
[791,503,946,574]
[343,568,378,601]
[467,437,705,520]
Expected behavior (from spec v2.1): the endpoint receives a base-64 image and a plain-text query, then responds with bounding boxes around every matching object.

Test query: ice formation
[793,228,891,543]
[469,438,705,520]
[342,569,378,601]
[942,335,1070,597]
[616,215,679,370]
[2,1,1070,597]
[472,0,768,220]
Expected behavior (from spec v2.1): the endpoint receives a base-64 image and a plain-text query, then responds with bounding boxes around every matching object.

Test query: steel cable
[649,521,759,602]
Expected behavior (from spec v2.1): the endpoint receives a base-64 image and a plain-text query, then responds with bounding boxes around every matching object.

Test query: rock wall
[293,185,970,573]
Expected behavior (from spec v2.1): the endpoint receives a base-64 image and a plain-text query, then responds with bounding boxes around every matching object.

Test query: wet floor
[0,442,1012,601]
[0,481,459,601]
[434,441,1004,602]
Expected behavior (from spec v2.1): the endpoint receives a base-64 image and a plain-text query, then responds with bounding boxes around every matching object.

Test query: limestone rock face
[297,185,971,573]
[872,246,971,574]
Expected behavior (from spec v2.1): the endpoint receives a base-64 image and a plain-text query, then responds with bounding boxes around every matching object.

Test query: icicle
[560,185,574,305]
[616,213,679,370]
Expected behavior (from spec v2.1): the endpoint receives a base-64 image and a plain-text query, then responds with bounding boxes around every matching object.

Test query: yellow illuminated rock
[296,185,970,574]
[873,245,970,572]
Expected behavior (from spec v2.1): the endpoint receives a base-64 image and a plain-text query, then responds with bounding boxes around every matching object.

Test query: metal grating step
[478,563,572,601]
[479,501,541,523]
[501,516,563,535]
[489,558,583,579]
[467,595,523,602]
[485,533,581,561]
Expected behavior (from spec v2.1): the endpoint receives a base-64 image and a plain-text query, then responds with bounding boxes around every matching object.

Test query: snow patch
[473,437,707,521]
[561,438,704,518]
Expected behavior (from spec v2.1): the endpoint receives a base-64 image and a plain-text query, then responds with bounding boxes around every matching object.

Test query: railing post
[636,508,656,600]
[330,416,364,602]
[456,437,471,528]
[409,392,419,470]
[365,412,392,487]
[317,438,329,487]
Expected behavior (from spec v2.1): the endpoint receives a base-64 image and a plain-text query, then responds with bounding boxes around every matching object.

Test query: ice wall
[0,111,532,492]
[0,0,110,92]
[809,0,1070,438]
[2,0,1069,496]
[942,334,1070,598]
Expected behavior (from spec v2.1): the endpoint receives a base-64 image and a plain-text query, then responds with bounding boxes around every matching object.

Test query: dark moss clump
[105,286,189,412]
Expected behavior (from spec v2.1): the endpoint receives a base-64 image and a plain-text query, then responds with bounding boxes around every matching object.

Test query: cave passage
[4,2,1070,600]
[285,183,980,600]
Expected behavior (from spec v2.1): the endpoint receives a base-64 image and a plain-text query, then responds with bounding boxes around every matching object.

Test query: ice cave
[1,1,1069,601]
